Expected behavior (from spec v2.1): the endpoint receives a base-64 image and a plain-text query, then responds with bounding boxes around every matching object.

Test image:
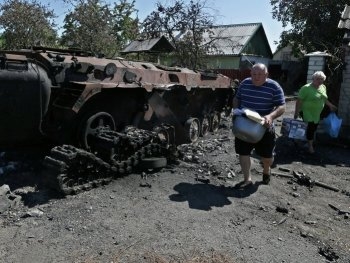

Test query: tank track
[43,126,170,195]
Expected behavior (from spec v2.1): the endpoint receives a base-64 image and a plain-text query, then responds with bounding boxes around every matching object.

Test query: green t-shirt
[298,83,327,123]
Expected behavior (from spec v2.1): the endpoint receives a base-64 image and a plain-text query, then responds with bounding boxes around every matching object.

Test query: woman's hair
[312,71,326,81]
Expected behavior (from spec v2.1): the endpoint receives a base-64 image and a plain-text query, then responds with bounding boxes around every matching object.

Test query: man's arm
[264,104,286,127]
[270,104,286,119]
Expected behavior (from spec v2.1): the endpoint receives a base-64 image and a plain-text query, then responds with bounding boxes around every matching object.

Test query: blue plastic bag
[323,112,342,138]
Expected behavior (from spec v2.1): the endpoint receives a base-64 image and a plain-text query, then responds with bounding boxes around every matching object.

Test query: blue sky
[50,0,286,52]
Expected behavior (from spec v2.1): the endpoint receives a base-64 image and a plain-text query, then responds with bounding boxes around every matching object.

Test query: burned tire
[138,157,167,170]
[80,112,115,149]
[210,112,220,133]
[184,118,200,143]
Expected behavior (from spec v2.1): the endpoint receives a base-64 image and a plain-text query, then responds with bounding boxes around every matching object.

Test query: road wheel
[80,112,115,150]
[210,112,220,133]
[200,115,210,137]
[184,118,200,143]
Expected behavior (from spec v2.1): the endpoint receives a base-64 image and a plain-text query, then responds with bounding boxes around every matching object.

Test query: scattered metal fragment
[318,245,339,261]
[314,181,340,192]
[21,208,44,218]
[328,203,350,215]
[292,171,315,189]
[276,206,289,214]
[274,217,287,225]
[272,172,293,179]
[291,192,300,197]
[139,182,152,188]
[195,175,210,184]
[342,189,350,197]
[292,171,340,192]
[304,220,317,225]
[278,167,291,173]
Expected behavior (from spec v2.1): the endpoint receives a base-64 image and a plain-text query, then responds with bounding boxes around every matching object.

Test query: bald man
[232,63,286,188]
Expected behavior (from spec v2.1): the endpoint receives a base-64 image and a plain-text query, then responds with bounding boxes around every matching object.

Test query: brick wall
[306,56,326,82]
[338,53,350,126]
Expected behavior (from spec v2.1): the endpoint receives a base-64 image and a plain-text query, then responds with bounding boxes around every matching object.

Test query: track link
[43,126,170,195]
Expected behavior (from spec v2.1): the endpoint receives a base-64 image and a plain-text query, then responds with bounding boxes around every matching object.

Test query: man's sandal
[262,173,271,185]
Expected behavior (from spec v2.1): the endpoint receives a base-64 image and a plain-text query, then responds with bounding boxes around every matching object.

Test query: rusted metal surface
[0,46,233,147]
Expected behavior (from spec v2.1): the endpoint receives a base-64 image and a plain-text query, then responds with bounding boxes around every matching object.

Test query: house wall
[273,45,299,62]
[243,27,272,58]
[208,55,270,70]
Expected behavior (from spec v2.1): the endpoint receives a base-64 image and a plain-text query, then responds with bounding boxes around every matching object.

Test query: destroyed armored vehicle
[0,47,234,194]
[0,46,233,147]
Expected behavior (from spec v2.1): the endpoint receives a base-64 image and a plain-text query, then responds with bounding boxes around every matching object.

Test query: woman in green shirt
[294,71,337,154]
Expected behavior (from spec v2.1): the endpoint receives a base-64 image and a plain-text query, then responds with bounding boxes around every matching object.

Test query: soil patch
[1,100,350,263]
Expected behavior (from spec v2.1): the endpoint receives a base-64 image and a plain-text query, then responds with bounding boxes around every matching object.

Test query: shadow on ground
[0,146,64,207]
[274,136,350,167]
[169,181,262,211]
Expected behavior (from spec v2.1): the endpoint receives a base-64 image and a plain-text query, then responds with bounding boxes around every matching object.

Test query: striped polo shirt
[236,77,285,116]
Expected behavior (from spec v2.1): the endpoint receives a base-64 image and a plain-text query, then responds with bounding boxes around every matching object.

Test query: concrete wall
[306,56,326,82]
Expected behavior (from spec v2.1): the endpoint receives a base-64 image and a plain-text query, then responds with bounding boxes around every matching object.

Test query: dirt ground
[0,100,350,263]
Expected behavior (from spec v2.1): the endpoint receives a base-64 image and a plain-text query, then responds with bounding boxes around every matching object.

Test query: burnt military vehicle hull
[0,47,234,194]
[0,47,233,148]
[0,55,51,144]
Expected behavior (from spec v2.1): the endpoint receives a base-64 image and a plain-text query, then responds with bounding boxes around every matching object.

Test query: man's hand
[263,115,273,128]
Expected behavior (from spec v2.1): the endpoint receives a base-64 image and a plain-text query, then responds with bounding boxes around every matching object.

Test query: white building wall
[339,53,350,126]
[306,56,326,82]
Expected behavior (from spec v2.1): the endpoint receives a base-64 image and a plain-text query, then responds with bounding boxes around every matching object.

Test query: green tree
[0,0,57,49]
[270,0,348,102]
[61,0,138,58]
[112,0,139,50]
[271,0,347,58]
[140,0,218,70]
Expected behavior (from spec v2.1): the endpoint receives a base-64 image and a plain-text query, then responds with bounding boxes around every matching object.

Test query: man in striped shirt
[232,63,286,188]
